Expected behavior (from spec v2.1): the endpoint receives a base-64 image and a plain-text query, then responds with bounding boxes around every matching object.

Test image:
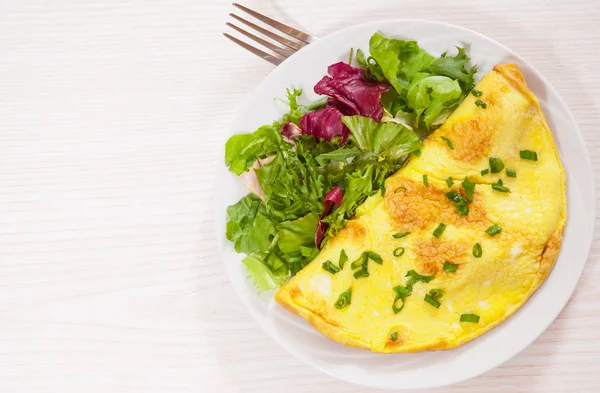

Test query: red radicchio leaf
[315,186,344,248]
[298,62,389,144]
[279,122,302,142]
[300,106,351,144]
[314,62,389,121]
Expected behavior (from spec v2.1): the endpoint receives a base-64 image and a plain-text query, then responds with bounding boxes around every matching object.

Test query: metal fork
[223,3,317,65]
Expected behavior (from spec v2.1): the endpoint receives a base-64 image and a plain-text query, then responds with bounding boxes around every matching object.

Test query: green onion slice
[393,232,410,239]
[339,249,348,269]
[433,223,447,238]
[350,253,368,270]
[393,247,405,257]
[413,150,422,158]
[506,168,517,178]
[471,89,483,97]
[424,294,441,308]
[423,174,428,186]
[473,243,482,258]
[392,293,405,314]
[322,261,340,274]
[443,261,458,273]
[460,313,480,323]
[390,331,398,341]
[446,177,453,187]
[489,157,504,173]
[429,289,444,299]
[520,150,538,161]
[334,287,352,309]
[353,267,369,279]
[441,136,454,150]
[475,99,487,109]
[491,178,510,193]
[462,177,476,201]
[485,224,502,236]
[481,168,489,176]
[394,186,407,193]
[367,251,383,265]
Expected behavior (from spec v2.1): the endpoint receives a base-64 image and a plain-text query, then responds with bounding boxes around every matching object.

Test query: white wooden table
[1,1,599,392]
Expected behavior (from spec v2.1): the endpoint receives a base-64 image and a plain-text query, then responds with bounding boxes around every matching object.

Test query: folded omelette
[275,64,567,352]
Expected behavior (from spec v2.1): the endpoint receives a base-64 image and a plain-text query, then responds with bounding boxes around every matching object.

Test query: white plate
[214,20,595,389]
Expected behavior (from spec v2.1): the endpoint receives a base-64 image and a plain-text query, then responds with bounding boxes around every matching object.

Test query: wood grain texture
[0,0,598,392]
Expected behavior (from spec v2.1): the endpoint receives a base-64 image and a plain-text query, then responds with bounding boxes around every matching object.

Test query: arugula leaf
[322,163,374,234]
[427,47,477,91]
[242,252,287,293]
[277,212,319,253]
[282,88,304,125]
[341,115,422,160]
[369,33,435,94]
[406,75,462,128]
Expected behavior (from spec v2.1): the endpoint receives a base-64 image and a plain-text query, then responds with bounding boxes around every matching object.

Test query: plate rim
[214,18,596,389]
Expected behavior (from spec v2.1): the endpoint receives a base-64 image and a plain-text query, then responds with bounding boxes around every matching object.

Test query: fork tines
[224,3,316,65]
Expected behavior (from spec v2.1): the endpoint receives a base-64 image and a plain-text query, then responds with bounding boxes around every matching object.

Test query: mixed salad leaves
[224,32,477,292]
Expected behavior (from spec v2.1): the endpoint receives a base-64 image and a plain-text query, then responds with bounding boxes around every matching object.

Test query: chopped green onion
[350,253,368,270]
[392,293,405,314]
[473,243,482,258]
[393,232,410,239]
[485,224,502,236]
[413,150,422,157]
[446,192,469,216]
[423,174,428,186]
[334,287,352,309]
[353,267,369,279]
[475,99,487,109]
[339,249,348,269]
[393,247,405,257]
[520,150,538,161]
[506,168,516,178]
[489,157,504,173]
[481,168,489,176]
[424,294,441,308]
[390,331,398,341]
[429,289,444,299]
[433,223,447,238]
[392,271,435,314]
[471,89,483,97]
[322,261,340,274]
[394,186,407,193]
[460,313,480,323]
[441,136,454,150]
[456,200,469,215]
[462,177,476,201]
[405,270,435,284]
[491,178,510,193]
[367,251,383,265]
[443,261,458,273]
[446,177,454,187]
[445,191,463,203]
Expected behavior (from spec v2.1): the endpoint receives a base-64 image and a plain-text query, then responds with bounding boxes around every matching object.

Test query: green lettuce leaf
[341,115,422,160]
[242,252,287,293]
[225,125,280,175]
[277,212,319,253]
[315,147,361,165]
[406,75,462,129]
[368,33,435,94]
[226,194,276,254]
